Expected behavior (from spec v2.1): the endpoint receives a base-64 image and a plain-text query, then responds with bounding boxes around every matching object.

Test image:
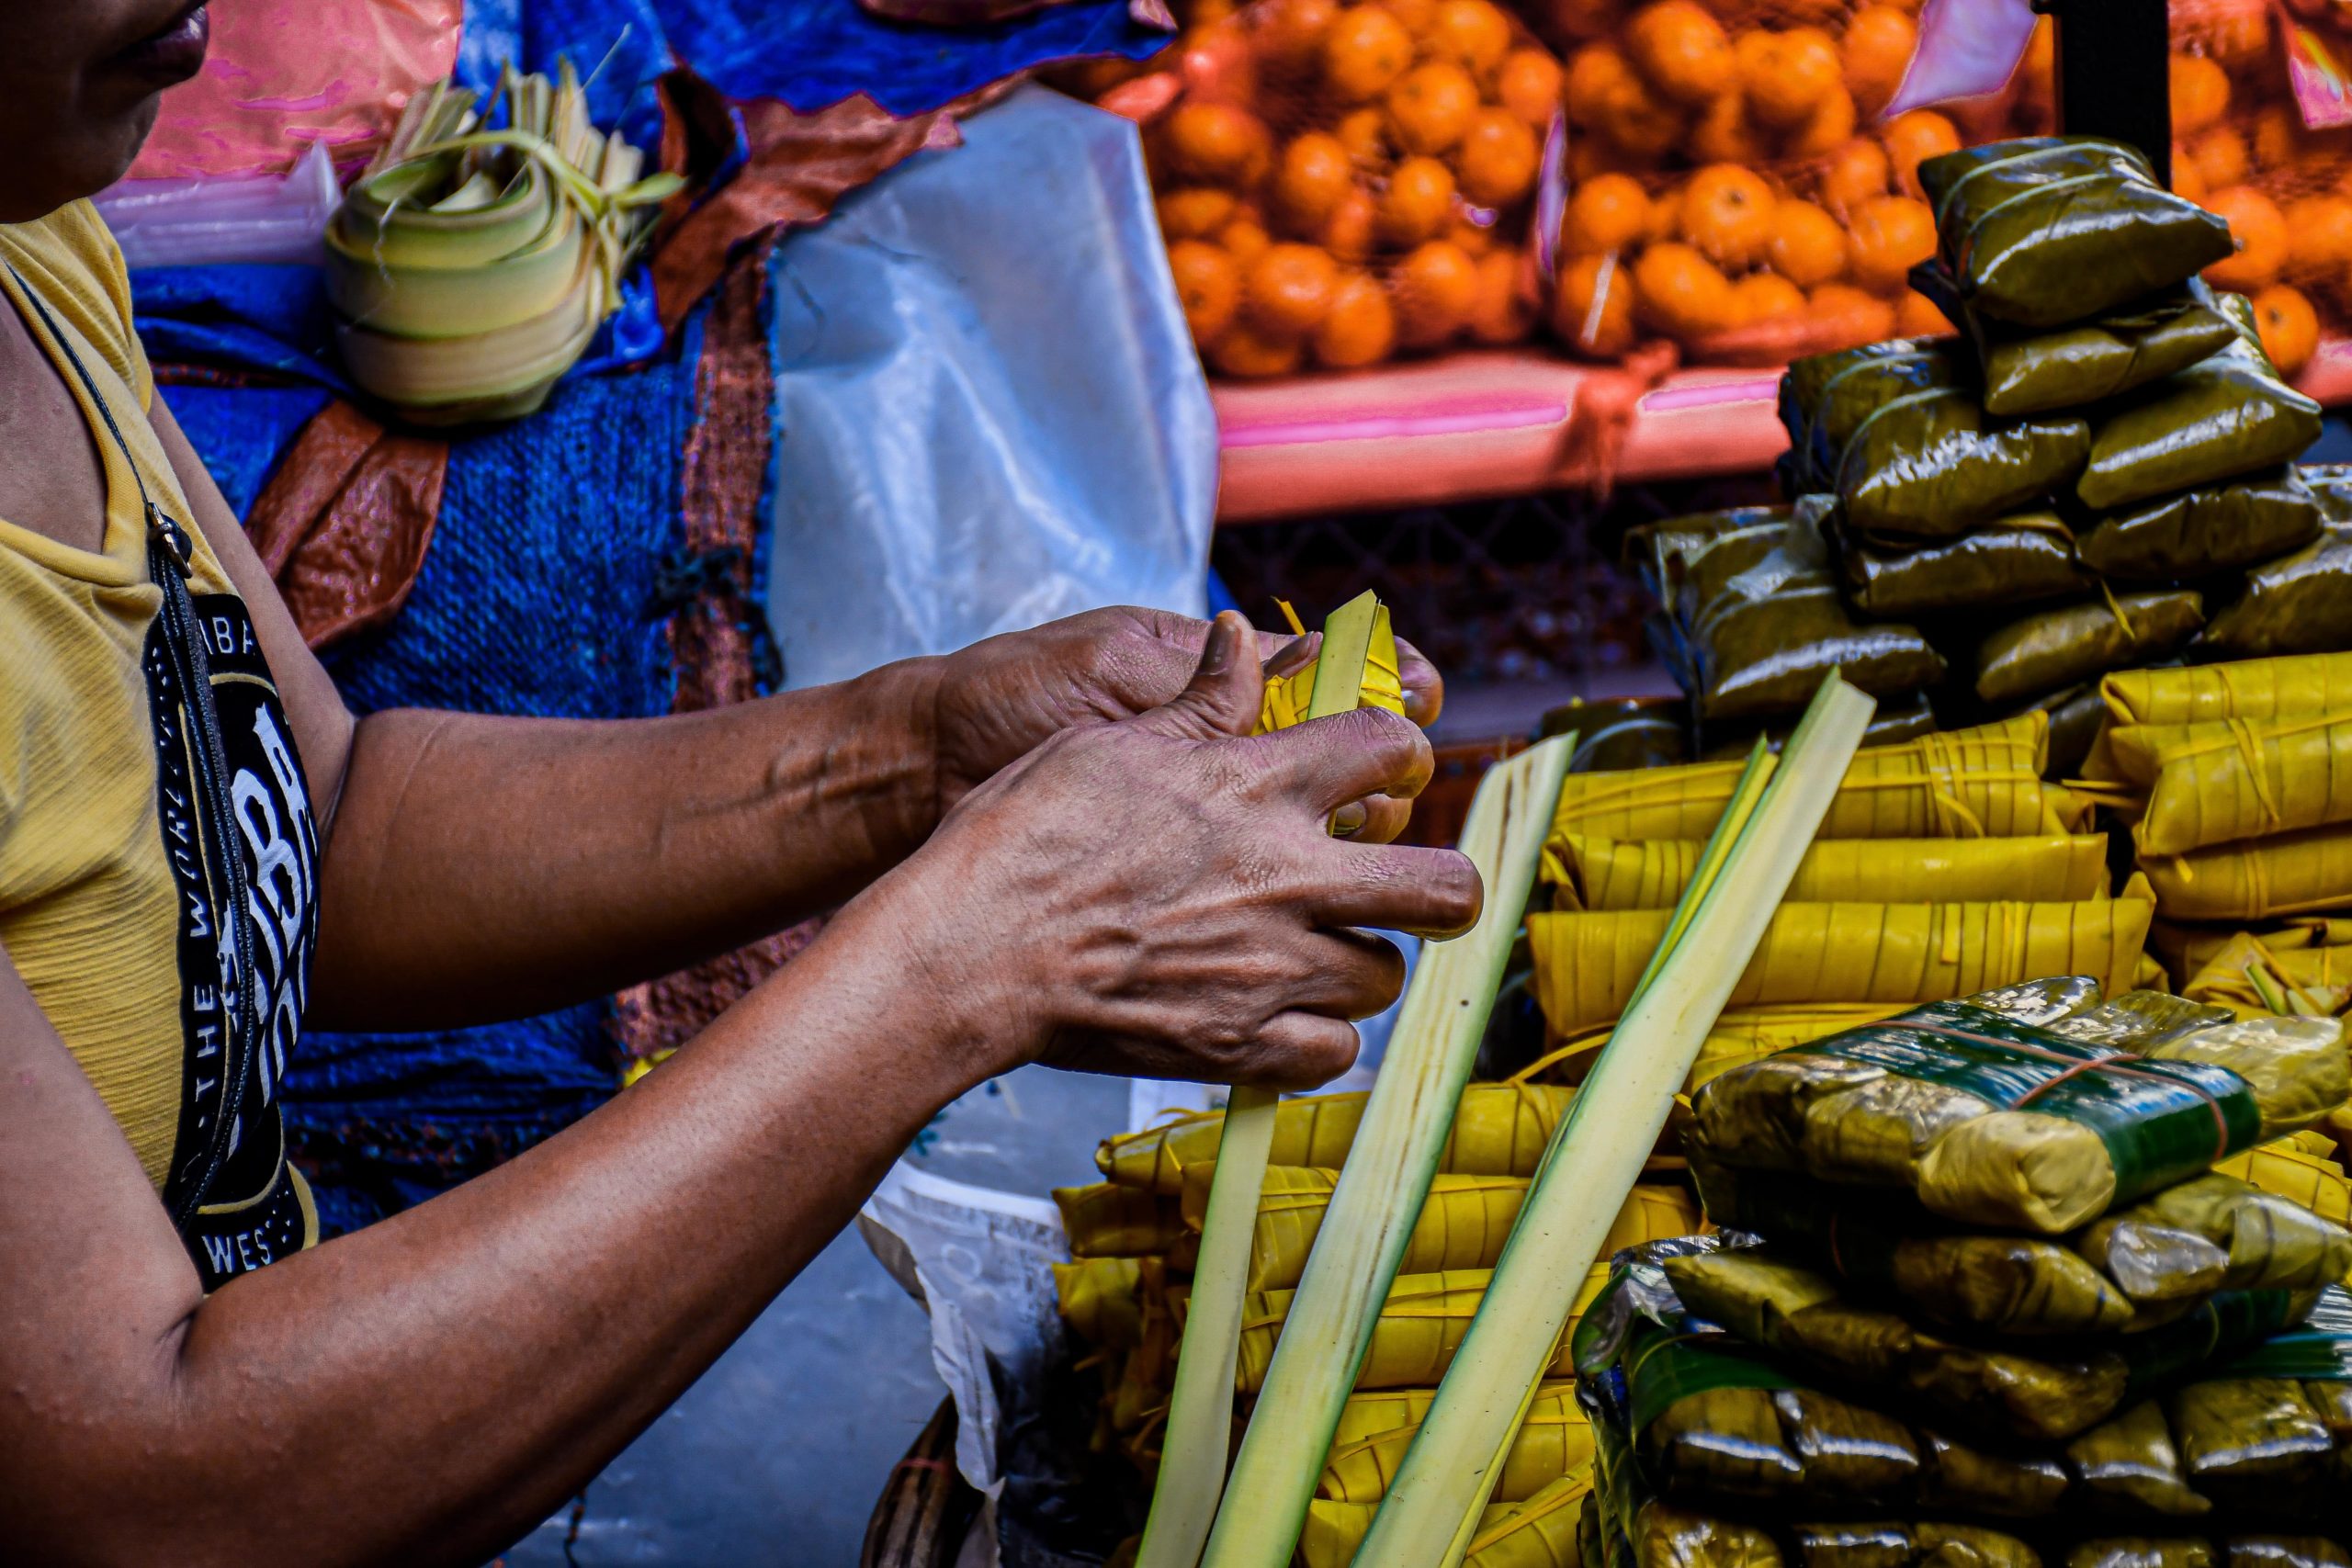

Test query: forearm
[309,659,946,1031]
[63,894,993,1568]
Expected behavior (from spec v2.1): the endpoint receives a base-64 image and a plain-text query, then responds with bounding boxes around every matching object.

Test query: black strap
[12,267,261,1227]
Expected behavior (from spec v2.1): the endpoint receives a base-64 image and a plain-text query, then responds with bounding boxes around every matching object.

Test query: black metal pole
[2043,0,2173,186]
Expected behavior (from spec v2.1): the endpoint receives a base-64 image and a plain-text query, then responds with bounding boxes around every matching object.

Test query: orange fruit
[1781,83,1856,160]
[1566,42,1635,128]
[1881,109,1960,199]
[2170,152,2208,207]
[1429,0,1514,76]
[1210,320,1305,377]
[1553,252,1640,355]
[1562,172,1652,254]
[1623,0,1736,107]
[1679,163,1778,270]
[2204,186,2290,291]
[2015,14,2054,98]
[1246,243,1340,336]
[1163,102,1273,187]
[1848,194,1936,293]
[1633,241,1737,337]
[1272,133,1355,232]
[1386,62,1481,155]
[1378,0,1437,32]
[1840,6,1917,117]
[2170,52,2231,138]
[2255,104,2308,171]
[1546,0,1622,39]
[1767,197,1849,288]
[1733,270,1807,326]
[1569,139,1637,181]
[1256,0,1340,73]
[2183,127,2249,193]
[1455,107,1542,207]
[1336,107,1389,166]
[1392,239,1482,346]
[1468,249,1537,343]
[1498,50,1565,127]
[2252,283,2320,378]
[1324,6,1415,102]
[1376,156,1458,244]
[1320,186,1377,262]
[1741,27,1841,131]
[1448,212,1500,254]
[1314,271,1398,367]
[1896,288,1952,337]
[1596,68,1691,160]
[2288,194,2352,271]
[1159,186,1239,240]
[1819,136,1891,219]
[1168,241,1242,343]
[2180,3,2269,69]
[1222,216,1272,267]
[1689,89,1766,164]
[1808,282,1898,349]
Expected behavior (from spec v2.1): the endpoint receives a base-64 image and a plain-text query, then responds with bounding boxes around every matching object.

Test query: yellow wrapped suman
[1227,1264,1600,1393]
[1255,600,1407,735]
[2098,652,2352,729]
[1546,832,2110,910]
[1318,1382,1589,1505]
[1094,1083,1576,1196]
[2183,931,2352,1018]
[2154,917,2352,983]
[2096,712,2352,857]
[1054,1183,1184,1259]
[2213,1131,2352,1226]
[1549,716,2089,844]
[1529,885,2155,1036]
[1299,1470,1591,1568]
[1055,1257,1147,1353]
[2143,823,2352,921]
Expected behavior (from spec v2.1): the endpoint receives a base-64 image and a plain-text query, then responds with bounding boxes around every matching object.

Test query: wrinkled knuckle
[1428,852,1485,930]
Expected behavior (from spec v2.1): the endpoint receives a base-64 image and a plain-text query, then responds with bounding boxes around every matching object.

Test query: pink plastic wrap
[1887,0,2037,117]
[130,0,463,180]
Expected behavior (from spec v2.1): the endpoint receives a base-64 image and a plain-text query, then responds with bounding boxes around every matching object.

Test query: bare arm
[0,619,1479,1568]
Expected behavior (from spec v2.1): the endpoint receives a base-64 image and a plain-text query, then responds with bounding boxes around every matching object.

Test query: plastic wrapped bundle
[1550,716,2088,842]
[1318,1382,1589,1505]
[1976,593,2205,706]
[1917,139,2236,329]
[2075,470,2324,583]
[1528,894,2153,1038]
[1689,1008,1915,1094]
[2203,527,2352,661]
[1687,988,2347,1232]
[2099,714,2352,857]
[2075,1168,2352,1300]
[2077,335,2324,513]
[1229,1266,1589,1393]
[1909,265,2238,418]
[1840,514,2090,618]
[1054,1183,1182,1259]
[1546,834,2110,912]
[1300,1470,1591,1568]
[1093,1081,1576,1194]
[2142,824,2352,922]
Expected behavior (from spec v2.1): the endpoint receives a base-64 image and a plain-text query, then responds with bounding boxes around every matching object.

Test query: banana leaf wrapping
[1178,1163,1700,1292]
[1689,572,1944,722]
[1779,339,1955,495]
[2077,336,2324,513]
[1301,1471,1592,1568]
[1689,1008,1915,1094]
[1227,1264,1594,1393]
[1562,700,1694,775]
[2142,822,2352,921]
[2023,682,2110,781]
[2184,932,2352,1020]
[2072,1545,2352,1568]
[1055,1257,1146,1351]
[1910,263,2238,418]
[1657,1247,2312,1442]
[1545,834,2110,910]
[1976,593,2205,706]
[1841,514,2090,618]
[2100,712,2352,856]
[1628,506,1792,603]
[1053,1183,1183,1259]
[2100,654,2352,729]
[1916,139,2237,329]
[1686,987,2347,1232]
[2202,526,2352,661]
[2075,1167,2352,1300]
[1094,1081,1575,1193]
[1552,716,2088,841]
[1700,695,1943,763]
[2074,468,2323,583]
[2212,1132,2352,1226]
[1678,521,1797,630]
[1319,1382,1591,1506]
[1528,894,2152,1039]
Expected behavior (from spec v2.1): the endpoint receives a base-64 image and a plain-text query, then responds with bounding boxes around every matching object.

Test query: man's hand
[925,606,1446,845]
[870,613,1481,1090]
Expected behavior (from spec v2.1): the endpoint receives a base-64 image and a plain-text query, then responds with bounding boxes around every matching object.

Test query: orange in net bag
[1079,0,1568,376]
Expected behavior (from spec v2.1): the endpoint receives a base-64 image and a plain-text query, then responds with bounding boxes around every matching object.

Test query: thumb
[1135,610,1265,741]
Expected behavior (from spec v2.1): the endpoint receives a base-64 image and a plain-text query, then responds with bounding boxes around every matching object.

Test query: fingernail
[1202,613,1239,676]
[1331,802,1369,839]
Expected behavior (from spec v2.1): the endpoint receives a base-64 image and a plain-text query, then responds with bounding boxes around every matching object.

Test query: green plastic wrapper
[1975,592,2204,706]
[1684,987,2350,1233]
[1911,264,2237,419]
[2077,330,2324,513]
[1841,513,2089,618]
[1917,139,2237,330]
[2075,468,2323,583]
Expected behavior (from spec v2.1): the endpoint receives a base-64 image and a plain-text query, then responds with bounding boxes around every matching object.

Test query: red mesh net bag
[1058,0,1566,376]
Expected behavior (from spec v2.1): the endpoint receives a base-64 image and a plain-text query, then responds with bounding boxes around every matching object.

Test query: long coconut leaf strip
[1134,592,1386,1568]
[1199,733,1576,1568]
[1353,672,1875,1568]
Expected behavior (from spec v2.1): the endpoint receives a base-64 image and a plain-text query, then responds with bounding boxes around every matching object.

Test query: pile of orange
[1142,0,1562,377]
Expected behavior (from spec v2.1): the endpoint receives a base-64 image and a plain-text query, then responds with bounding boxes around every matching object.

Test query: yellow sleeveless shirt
[0,200,318,1283]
